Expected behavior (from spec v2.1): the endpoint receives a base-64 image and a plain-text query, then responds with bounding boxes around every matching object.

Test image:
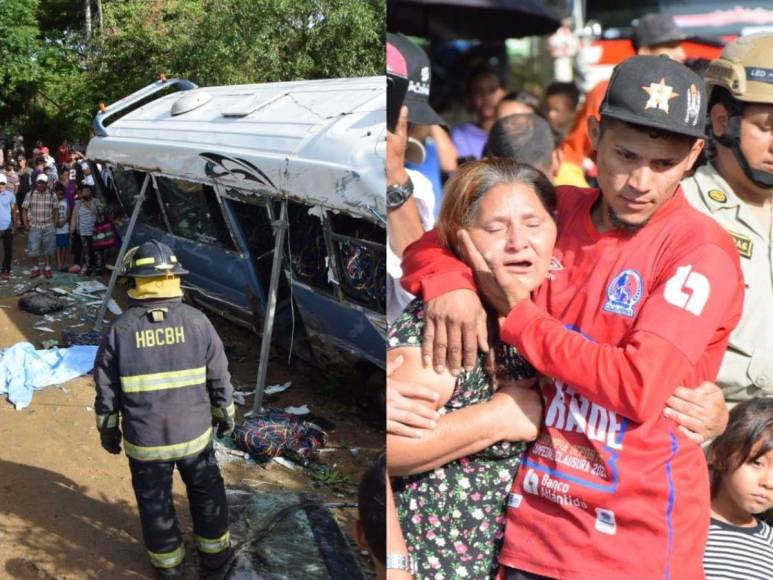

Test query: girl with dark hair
[704,398,773,579]
[70,183,104,275]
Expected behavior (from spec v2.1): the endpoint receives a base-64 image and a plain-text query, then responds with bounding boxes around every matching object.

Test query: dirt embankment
[0,234,383,579]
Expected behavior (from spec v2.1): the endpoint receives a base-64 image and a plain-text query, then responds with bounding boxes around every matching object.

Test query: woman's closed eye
[483,223,505,234]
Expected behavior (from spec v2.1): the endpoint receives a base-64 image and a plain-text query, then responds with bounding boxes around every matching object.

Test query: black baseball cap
[600,55,707,139]
[386,33,446,128]
[632,13,686,51]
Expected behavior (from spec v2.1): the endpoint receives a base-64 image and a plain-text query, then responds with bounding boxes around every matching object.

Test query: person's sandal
[30,268,41,279]
[43,268,53,279]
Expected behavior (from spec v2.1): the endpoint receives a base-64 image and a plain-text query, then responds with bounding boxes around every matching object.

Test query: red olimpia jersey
[400,186,744,579]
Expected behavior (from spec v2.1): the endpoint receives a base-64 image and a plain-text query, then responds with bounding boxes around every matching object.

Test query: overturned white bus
[86,76,386,405]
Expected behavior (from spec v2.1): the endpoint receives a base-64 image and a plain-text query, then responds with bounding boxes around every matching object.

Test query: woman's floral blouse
[389,299,536,579]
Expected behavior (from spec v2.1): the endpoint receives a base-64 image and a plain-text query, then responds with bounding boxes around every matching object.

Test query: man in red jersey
[397,55,744,579]
[561,13,687,175]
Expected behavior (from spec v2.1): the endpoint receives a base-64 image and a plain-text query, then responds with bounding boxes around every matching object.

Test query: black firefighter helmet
[120,241,189,278]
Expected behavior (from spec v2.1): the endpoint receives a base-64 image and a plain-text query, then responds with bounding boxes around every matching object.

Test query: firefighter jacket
[94,297,234,462]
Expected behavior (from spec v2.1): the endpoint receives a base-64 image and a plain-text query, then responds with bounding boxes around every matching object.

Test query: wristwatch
[385,553,417,574]
[387,174,414,210]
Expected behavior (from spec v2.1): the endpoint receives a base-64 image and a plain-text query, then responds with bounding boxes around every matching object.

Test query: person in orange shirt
[562,13,688,170]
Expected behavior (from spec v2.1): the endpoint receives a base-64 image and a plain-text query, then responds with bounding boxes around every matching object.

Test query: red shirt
[57,143,70,167]
[401,186,744,579]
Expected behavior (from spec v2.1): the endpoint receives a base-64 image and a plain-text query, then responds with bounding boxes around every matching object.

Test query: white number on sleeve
[663,265,710,316]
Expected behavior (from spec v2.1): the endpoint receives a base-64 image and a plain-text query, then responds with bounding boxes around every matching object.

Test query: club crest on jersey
[603,269,643,317]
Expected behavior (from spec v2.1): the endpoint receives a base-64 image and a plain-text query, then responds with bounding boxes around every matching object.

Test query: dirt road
[0,235,383,579]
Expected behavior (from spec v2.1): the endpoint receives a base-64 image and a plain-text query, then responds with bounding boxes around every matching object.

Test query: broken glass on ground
[220,489,365,579]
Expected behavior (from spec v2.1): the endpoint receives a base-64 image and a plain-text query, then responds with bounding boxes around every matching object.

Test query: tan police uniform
[682,162,773,403]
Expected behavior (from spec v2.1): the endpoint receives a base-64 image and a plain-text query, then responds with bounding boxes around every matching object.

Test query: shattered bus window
[229,197,289,297]
[328,213,386,313]
[287,201,334,294]
[155,177,236,250]
[110,166,166,229]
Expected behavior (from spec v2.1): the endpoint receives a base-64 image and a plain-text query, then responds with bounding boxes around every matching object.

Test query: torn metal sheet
[289,279,385,369]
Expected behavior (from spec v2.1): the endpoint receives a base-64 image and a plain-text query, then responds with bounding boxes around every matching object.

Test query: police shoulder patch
[708,189,727,203]
[603,269,644,318]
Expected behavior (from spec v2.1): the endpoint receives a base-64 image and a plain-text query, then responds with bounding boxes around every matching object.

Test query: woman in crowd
[451,69,507,163]
[387,158,556,578]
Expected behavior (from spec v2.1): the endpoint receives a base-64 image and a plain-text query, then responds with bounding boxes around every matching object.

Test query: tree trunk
[84,0,92,41]
[95,0,103,36]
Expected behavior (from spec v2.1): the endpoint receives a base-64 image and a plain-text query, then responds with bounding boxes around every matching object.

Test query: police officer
[94,241,235,578]
[681,33,773,404]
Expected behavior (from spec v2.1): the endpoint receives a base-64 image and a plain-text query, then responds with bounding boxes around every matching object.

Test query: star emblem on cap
[642,78,680,114]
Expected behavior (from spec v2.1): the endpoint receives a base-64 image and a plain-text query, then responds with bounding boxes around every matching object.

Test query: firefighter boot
[153,563,185,580]
[198,546,235,572]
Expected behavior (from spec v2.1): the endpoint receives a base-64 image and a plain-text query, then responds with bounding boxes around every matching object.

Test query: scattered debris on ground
[0,239,383,578]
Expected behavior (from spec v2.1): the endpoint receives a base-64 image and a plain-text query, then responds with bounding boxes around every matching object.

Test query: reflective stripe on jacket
[94,298,233,462]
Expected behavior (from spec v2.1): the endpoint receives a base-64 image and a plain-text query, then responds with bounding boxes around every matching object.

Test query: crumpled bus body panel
[87,76,386,371]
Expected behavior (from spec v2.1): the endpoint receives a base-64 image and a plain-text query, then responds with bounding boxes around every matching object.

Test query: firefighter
[94,240,235,578]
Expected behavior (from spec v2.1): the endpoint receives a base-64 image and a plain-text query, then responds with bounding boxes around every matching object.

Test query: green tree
[90,0,385,88]
[184,0,385,85]
[0,0,41,108]
[2,0,385,146]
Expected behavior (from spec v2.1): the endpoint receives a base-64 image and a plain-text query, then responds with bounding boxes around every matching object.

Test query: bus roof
[87,76,386,222]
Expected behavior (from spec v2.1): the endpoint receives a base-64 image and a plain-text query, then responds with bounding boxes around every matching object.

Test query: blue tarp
[0,342,99,410]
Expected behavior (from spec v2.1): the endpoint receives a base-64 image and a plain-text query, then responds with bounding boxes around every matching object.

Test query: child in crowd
[68,184,82,274]
[451,67,506,162]
[56,169,77,210]
[54,184,70,271]
[704,398,773,579]
[543,81,580,137]
[70,183,103,275]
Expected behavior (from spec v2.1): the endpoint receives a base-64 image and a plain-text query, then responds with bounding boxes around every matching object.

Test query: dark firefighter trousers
[128,446,230,569]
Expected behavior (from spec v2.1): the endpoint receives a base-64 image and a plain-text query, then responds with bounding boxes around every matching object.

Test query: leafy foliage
[310,464,353,489]
[0,0,385,145]
[0,0,42,107]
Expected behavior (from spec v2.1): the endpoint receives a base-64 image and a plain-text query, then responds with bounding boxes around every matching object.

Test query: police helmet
[704,33,773,188]
[120,241,189,278]
[704,33,773,105]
